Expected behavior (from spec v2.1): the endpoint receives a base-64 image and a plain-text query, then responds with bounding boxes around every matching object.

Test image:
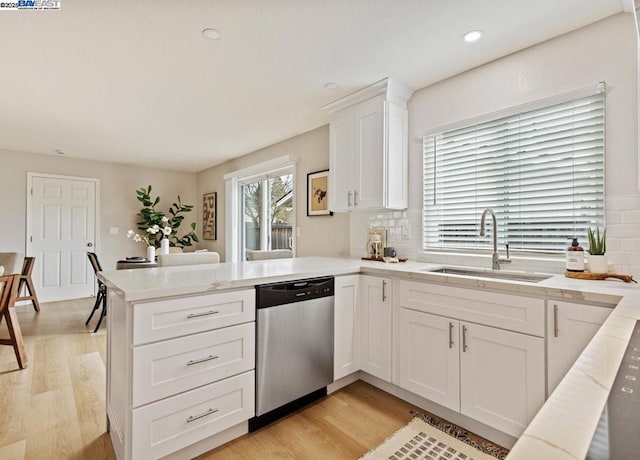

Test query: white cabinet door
[547,301,611,395]
[329,110,355,212]
[460,322,545,438]
[398,308,460,411]
[353,95,384,210]
[360,275,392,381]
[334,275,360,380]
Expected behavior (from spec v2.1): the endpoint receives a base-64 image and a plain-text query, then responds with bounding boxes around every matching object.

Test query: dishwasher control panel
[256,276,334,309]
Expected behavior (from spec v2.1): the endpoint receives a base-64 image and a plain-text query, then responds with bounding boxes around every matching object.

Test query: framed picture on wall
[203,192,217,240]
[307,169,333,216]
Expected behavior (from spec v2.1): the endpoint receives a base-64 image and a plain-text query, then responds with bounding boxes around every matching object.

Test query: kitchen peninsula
[99,257,640,460]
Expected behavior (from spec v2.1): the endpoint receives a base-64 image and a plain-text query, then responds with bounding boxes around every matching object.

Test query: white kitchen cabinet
[397,279,545,438]
[547,300,612,395]
[398,308,460,411]
[325,78,412,212]
[334,275,360,380]
[459,322,545,438]
[107,288,256,460]
[360,275,392,381]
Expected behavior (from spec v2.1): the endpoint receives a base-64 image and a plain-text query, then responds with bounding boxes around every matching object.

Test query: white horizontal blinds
[423,91,605,253]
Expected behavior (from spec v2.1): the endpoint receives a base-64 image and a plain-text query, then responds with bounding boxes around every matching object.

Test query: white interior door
[29,175,97,302]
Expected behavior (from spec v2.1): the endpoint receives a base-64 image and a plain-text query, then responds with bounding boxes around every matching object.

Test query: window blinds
[423,90,605,254]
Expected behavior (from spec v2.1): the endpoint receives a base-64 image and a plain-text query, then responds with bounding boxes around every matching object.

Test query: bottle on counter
[566,238,585,272]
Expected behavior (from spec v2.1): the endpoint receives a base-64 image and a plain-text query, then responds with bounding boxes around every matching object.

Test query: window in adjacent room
[422,84,605,255]
[239,170,294,260]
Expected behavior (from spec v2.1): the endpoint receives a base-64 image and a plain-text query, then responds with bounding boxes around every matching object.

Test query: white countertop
[99,256,640,459]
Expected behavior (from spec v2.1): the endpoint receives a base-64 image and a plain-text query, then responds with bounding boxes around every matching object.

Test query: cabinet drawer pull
[186,408,219,423]
[354,190,358,207]
[347,191,352,207]
[449,322,454,349]
[553,304,559,337]
[382,280,387,301]
[187,355,219,366]
[462,325,468,352]
[186,310,219,319]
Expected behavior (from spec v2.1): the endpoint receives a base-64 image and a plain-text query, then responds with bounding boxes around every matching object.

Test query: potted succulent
[587,226,608,273]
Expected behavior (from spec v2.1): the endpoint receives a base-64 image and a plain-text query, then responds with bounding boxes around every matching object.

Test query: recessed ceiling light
[54,149,65,155]
[202,28,222,40]
[463,30,483,43]
[324,82,339,90]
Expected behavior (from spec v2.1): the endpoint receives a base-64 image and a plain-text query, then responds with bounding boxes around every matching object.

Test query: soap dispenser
[566,238,585,272]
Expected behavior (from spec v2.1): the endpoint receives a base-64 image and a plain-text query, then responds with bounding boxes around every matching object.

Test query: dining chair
[16,257,40,312]
[86,252,107,333]
[0,274,28,369]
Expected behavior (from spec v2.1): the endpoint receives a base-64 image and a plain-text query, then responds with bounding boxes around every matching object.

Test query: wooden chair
[86,252,107,333]
[16,257,40,312]
[0,274,28,369]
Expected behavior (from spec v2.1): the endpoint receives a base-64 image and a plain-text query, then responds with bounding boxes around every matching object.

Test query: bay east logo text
[0,0,61,10]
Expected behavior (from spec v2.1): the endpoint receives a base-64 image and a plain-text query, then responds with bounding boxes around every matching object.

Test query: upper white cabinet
[323,78,413,212]
[546,300,612,395]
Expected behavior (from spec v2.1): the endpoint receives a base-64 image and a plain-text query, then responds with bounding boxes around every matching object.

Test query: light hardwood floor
[0,298,420,460]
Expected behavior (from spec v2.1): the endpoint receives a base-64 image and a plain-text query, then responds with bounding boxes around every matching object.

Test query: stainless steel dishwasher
[249,276,334,431]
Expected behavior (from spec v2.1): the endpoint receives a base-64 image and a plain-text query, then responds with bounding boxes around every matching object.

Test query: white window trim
[225,155,297,263]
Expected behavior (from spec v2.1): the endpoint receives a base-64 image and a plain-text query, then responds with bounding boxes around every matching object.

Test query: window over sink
[422,84,605,254]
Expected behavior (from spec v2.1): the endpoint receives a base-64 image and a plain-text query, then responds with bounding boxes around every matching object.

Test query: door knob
[87,242,93,247]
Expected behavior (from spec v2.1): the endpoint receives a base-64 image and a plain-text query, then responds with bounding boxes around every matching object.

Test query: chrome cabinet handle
[186,408,219,423]
[347,191,352,207]
[186,310,219,319]
[462,325,468,352]
[449,322,454,349]
[354,190,358,207]
[187,355,219,366]
[382,280,387,301]
[554,304,559,337]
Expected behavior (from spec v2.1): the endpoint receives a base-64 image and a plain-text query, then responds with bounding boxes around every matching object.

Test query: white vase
[146,245,155,263]
[588,254,608,273]
[161,238,170,255]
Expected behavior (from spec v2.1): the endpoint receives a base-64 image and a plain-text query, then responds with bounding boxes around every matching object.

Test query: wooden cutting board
[565,271,636,283]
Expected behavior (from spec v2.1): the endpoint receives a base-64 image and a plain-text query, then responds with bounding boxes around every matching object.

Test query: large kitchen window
[422,85,605,254]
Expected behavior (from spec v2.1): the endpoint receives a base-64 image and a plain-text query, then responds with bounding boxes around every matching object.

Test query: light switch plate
[109,227,119,235]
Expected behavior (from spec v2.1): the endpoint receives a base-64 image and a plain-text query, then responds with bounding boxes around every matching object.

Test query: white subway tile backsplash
[606,210,623,225]
[606,195,640,211]
[623,210,640,224]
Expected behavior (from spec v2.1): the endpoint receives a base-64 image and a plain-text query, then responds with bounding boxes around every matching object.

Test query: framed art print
[203,192,217,240]
[307,170,333,216]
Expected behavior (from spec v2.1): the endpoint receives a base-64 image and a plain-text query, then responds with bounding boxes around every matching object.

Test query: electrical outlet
[110,227,119,235]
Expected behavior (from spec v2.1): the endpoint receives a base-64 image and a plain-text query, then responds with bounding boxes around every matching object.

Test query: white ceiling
[0,0,625,172]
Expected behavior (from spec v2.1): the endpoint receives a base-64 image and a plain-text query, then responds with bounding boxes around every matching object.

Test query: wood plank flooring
[0,298,422,460]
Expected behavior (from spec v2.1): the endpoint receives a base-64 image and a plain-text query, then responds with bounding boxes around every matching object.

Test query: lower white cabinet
[132,371,254,460]
[398,307,545,438]
[459,322,545,438]
[398,308,460,411]
[334,275,360,380]
[360,275,392,381]
[547,300,612,394]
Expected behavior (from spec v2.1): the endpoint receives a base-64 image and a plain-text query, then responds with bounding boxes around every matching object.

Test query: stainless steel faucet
[480,208,511,270]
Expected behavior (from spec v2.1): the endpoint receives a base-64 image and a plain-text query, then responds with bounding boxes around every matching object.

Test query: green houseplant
[587,226,607,273]
[130,185,199,250]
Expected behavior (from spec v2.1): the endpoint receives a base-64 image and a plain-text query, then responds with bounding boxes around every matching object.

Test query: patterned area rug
[361,414,509,460]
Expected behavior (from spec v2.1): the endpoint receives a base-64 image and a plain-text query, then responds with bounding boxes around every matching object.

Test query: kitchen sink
[425,266,552,283]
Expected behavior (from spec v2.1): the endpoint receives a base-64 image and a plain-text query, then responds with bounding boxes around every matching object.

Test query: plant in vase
[133,185,199,251]
[587,226,607,273]
[127,228,156,262]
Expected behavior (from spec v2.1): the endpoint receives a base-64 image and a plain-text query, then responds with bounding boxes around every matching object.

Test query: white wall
[0,149,198,272]
[196,125,350,262]
[350,13,640,277]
